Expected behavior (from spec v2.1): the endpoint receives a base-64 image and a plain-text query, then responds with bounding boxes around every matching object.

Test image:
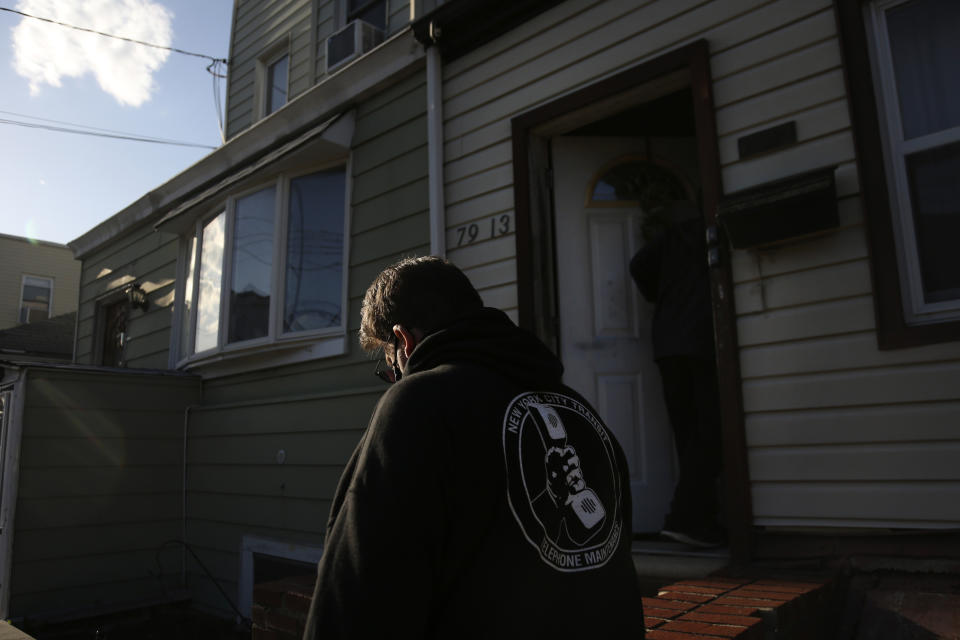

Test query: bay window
[177,165,348,367]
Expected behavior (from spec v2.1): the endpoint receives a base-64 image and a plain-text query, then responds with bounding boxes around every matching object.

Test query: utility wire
[1,5,228,145]
[0,6,227,64]
[0,108,199,142]
[0,117,217,149]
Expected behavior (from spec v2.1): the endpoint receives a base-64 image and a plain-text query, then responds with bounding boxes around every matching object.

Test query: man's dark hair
[359,256,483,353]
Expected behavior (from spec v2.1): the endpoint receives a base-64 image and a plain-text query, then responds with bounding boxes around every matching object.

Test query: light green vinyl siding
[228,0,413,138]
[388,0,411,34]
[184,71,428,618]
[75,223,178,369]
[439,0,960,529]
[226,0,317,139]
[9,367,200,619]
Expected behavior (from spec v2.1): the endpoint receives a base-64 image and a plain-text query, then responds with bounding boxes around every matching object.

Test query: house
[0,313,76,363]
[0,233,80,331]
[1,0,958,629]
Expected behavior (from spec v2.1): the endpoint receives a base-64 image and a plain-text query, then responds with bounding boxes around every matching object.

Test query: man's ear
[392,324,418,358]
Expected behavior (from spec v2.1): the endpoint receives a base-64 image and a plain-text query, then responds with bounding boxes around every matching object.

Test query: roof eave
[68,27,425,260]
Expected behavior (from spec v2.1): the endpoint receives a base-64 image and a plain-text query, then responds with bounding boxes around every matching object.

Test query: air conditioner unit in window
[325,20,384,73]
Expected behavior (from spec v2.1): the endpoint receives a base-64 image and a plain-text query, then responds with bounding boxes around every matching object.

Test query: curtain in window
[887,0,960,139]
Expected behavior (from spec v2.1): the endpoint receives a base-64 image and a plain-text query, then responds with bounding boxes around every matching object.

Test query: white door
[551,137,678,533]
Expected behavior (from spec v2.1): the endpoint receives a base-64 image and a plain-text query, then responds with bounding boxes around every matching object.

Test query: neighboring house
[0,233,80,331]
[0,0,957,627]
[0,312,75,363]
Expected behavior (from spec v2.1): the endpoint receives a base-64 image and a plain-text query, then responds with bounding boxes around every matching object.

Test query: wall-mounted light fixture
[125,283,149,311]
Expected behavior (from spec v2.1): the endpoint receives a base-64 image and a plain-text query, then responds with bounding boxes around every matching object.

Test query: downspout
[426,24,446,257]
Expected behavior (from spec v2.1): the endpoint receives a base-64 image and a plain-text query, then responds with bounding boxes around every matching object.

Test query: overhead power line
[0,6,227,64]
[0,108,179,139]
[0,117,217,149]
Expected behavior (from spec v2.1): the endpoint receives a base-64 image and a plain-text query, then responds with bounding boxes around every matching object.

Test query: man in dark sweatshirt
[629,200,724,549]
[304,256,643,638]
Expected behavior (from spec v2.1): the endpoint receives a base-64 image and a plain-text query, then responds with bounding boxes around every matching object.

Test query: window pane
[180,235,197,358]
[284,169,346,333]
[886,0,960,139]
[266,55,288,115]
[348,0,386,31]
[229,187,276,343]
[905,142,960,303]
[20,276,51,323]
[22,276,51,301]
[591,160,687,209]
[195,213,225,352]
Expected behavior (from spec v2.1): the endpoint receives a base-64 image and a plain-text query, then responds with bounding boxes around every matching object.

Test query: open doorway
[551,87,702,534]
[512,41,752,561]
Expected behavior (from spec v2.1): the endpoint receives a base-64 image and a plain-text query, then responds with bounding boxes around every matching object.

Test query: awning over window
[155,111,354,235]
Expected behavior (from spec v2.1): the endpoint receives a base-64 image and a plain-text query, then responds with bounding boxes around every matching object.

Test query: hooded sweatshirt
[307,308,644,638]
[630,217,715,362]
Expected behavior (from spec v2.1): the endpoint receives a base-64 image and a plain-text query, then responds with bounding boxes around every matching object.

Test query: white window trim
[237,535,323,620]
[173,158,352,377]
[866,0,960,324]
[18,274,53,324]
[256,38,292,120]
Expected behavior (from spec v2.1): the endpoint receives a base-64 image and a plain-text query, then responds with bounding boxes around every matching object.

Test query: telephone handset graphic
[527,402,606,541]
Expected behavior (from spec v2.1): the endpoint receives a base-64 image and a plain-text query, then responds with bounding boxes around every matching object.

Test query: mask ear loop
[375,336,399,383]
[391,335,403,382]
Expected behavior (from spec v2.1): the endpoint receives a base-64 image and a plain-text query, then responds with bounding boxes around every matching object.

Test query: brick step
[645,576,840,639]
[250,570,840,639]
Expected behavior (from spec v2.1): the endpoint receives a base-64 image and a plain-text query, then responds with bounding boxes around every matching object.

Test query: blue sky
[0,0,233,245]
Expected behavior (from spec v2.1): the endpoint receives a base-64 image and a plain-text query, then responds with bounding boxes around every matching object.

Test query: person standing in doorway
[630,200,725,548]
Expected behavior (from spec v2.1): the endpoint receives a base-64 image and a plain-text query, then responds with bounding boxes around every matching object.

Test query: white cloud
[11,0,173,107]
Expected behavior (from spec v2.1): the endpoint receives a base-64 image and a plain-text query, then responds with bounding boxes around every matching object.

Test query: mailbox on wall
[717,166,839,250]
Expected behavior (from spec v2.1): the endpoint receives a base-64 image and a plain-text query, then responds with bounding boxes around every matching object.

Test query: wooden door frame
[511,40,754,562]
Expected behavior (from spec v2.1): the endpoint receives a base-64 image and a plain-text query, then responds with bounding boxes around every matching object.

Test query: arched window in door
[587,156,693,211]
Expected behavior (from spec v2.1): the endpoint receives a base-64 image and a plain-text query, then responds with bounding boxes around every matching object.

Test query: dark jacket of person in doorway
[630,201,724,547]
[630,200,714,363]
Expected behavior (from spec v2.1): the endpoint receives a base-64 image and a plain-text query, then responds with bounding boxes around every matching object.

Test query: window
[265,54,289,115]
[864,0,960,326]
[588,157,692,207]
[19,275,52,324]
[347,0,387,31]
[238,536,323,619]
[257,40,290,120]
[178,166,348,367]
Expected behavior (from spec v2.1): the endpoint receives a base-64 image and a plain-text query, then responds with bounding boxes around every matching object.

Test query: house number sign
[453,212,513,248]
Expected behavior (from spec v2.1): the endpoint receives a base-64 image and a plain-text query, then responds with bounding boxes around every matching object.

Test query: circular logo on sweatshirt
[502,391,623,572]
